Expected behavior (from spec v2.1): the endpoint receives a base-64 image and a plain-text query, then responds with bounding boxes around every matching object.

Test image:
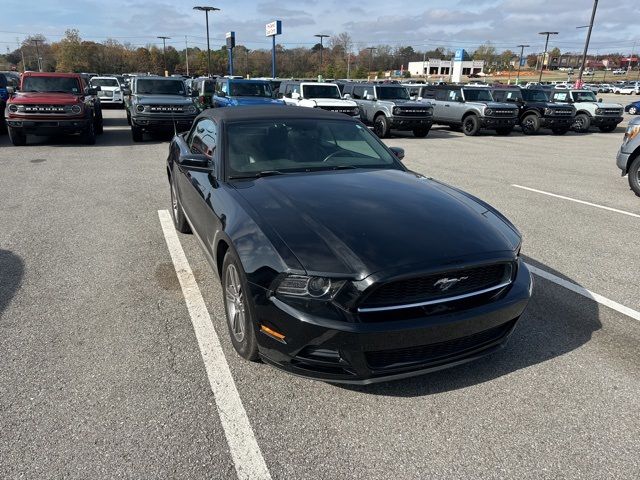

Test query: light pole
[577,0,599,85]
[538,31,558,82]
[32,38,42,72]
[157,36,170,75]
[516,44,529,85]
[193,6,220,77]
[367,47,376,77]
[314,34,329,73]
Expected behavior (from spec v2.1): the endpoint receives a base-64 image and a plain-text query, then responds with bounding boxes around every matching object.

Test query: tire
[629,106,638,115]
[126,112,131,125]
[222,250,259,361]
[170,175,191,234]
[598,124,617,133]
[629,156,640,197]
[572,113,591,133]
[496,127,513,136]
[94,108,104,134]
[131,125,143,142]
[412,126,430,138]
[8,126,26,146]
[520,114,540,135]
[462,115,480,136]
[373,114,391,138]
[551,126,570,135]
[82,121,96,145]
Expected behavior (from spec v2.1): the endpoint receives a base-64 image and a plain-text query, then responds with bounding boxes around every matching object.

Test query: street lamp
[314,34,329,72]
[576,0,599,85]
[157,36,170,76]
[538,31,558,82]
[193,6,220,77]
[516,44,530,85]
[32,38,42,72]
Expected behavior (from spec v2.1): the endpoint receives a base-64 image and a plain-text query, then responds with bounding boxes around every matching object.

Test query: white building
[408,59,485,78]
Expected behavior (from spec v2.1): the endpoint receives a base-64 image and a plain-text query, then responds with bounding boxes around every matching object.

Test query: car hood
[309,98,357,107]
[10,92,81,104]
[468,101,518,110]
[228,97,284,106]
[233,169,520,279]
[135,94,194,105]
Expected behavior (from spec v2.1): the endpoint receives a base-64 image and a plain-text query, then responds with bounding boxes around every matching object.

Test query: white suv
[89,76,124,106]
[279,81,359,118]
[550,89,624,133]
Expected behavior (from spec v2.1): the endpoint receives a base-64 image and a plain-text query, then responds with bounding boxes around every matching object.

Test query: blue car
[212,78,284,108]
[625,100,640,115]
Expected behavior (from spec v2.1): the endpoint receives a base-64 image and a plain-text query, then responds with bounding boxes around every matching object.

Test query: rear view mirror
[389,147,405,161]
[178,153,210,169]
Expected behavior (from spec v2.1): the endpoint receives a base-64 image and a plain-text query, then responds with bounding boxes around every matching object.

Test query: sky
[0,0,637,55]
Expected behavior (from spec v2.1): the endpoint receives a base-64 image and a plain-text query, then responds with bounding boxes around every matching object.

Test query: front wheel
[572,113,591,133]
[82,122,96,145]
[373,115,391,138]
[462,115,480,136]
[520,114,540,135]
[222,250,259,361]
[170,176,191,234]
[131,126,143,142]
[8,126,26,146]
[628,156,640,197]
[412,126,430,138]
[628,106,637,115]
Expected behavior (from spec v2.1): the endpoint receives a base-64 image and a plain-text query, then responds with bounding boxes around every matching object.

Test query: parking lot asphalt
[1,96,639,479]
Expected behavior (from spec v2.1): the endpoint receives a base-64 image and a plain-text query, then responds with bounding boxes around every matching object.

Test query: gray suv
[616,117,640,196]
[422,85,519,136]
[124,76,199,142]
[342,83,433,138]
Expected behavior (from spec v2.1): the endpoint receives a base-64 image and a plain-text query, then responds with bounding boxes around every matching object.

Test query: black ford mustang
[167,106,532,384]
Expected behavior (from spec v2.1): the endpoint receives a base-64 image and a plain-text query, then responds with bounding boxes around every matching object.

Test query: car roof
[22,72,81,78]
[136,75,183,81]
[197,105,357,123]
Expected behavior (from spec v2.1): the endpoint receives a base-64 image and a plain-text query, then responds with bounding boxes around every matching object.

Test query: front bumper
[480,116,517,129]
[592,116,624,127]
[389,115,433,131]
[5,117,91,135]
[98,95,123,104]
[131,114,197,131]
[616,147,632,175]
[540,116,574,128]
[254,261,532,384]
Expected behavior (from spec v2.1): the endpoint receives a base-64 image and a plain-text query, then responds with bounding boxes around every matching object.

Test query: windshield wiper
[229,170,285,180]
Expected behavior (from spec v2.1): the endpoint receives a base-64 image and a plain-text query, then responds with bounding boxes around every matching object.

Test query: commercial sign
[226,31,235,49]
[265,20,282,37]
[454,49,466,62]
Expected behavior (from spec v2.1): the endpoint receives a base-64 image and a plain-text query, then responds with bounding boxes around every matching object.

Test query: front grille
[360,263,511,309]
[490,109,517,117]
[318,106,359,116]
[148,105,185,112]
[23,105,67,114]
[365,319,516,370]
[395,108,432,116]
[601,108,622,116]
[552,108,573,115]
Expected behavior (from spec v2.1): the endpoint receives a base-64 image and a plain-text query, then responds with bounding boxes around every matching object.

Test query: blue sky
[1,0,637,54]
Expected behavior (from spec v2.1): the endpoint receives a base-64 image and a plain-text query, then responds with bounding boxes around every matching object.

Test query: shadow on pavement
[341,257,601,397]
[0,250,24,320]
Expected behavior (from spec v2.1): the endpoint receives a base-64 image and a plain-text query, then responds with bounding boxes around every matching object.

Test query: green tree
[56,29,89,72]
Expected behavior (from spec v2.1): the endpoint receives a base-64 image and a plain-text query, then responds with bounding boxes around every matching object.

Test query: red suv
[5,72,103,145]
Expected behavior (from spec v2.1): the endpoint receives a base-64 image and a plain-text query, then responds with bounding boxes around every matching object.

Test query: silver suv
[616,117,640,196]
[342,83,433,138]
[422,85,519,136]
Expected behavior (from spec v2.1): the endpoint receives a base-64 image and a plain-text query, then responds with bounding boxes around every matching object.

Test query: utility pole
[32,38,42,72]
[367,47,376,77]
[185,36,189,76]
[157,36,170,76]
[314,34,329,73]
[516,44,530,85]
[17,38,25,72]
[538,31,558,82]
[577,0,598,84]
[193,6,220,77]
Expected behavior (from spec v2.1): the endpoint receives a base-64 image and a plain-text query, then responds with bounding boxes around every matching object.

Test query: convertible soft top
[195,105,358,123]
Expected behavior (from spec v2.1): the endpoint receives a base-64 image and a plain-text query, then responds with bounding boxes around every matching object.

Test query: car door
[429,88,448,121]
[443,88,462,122]
[177,117,222,250]
[351,86,369,122]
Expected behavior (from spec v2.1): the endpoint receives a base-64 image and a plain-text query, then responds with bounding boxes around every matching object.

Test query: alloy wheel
[225,264,246,342]
[630,107,638,115]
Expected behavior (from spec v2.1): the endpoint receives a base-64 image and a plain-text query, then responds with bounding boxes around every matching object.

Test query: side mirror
[343,93,352,99]
[291,92,301,100]
[6,86,15,94]
[86,87,99,96]
[365,94,375,101]
[389,147,405,161]
[410,95,416,101]
[598,98,603,103]
[178,153,210,169]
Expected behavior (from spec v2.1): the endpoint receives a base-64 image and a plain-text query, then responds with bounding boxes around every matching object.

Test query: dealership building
[408,59,485,78]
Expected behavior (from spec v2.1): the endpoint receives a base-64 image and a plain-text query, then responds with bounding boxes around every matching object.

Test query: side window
[553,92,568,102]
[434,89,447,101]
[221,82,229,95]
[493,91,504,102]
[447,89,459,102]
[352,86,364,99]
[190,118,217,157]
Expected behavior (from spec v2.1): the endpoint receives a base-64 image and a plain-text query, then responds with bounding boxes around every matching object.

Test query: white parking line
[158,210,272,480]
[526,263,640,322]
[512,184,640,219]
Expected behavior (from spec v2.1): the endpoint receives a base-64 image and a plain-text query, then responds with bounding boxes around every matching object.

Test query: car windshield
[573,91,597,102]
[521,89,549,102]
[91,78,119,87]
[230,82,272,97]
[136,79,185,95]
[500,90,523,102]
[376,87,410,100]
[463,88,494,101]
[22,76,81,93]
[226,119,401,178]
[302,85,341,99]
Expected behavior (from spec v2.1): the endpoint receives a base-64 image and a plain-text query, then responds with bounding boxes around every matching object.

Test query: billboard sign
[265,20,282,37]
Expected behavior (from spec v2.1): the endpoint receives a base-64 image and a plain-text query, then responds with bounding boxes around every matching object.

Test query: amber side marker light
[260,325,286,342]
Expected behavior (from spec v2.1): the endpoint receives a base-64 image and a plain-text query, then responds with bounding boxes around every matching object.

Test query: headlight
[353,107,360,115]
[595,108,603,115]
[186,105,197,114]
[276,275,345,300]
[70,104,82,114]
[136,104,145,113]
[624,124,640,143]
[544,107,554,116]
[8,104,20,113]
[484,108,493,116]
